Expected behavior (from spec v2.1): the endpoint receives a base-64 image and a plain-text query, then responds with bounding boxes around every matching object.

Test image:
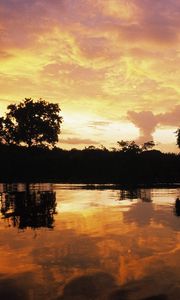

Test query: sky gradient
[0,0,180,151]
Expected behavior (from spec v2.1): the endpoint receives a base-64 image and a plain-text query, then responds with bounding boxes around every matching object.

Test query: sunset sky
[0,0,180,152]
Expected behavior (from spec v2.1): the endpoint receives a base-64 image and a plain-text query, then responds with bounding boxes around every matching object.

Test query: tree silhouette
[141,141,155,151]
[0,98,62,148]
[176,128,180,148]
[117,140,155,154]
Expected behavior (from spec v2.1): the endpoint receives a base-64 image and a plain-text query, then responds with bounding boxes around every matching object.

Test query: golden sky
[0,0,180,151]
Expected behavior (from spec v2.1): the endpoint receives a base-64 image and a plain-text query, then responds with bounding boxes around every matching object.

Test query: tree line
[0,142,179,184]
[0,98,180,184]
[0,98,180,150]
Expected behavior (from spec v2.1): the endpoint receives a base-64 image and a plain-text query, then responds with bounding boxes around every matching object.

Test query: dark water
[0,183,179,300]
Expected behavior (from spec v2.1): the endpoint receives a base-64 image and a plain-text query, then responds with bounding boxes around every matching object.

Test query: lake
[0,183,179,300]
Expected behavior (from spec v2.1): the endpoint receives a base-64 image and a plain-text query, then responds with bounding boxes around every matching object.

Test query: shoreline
[1,181,180,190]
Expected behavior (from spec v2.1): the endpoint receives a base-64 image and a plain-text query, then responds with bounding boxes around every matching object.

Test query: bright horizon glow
[0,0,180,152]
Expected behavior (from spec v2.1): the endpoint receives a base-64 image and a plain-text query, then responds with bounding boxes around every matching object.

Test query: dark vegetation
[0,98,62,148]
[0,98,180,185]
[176,128,180,148]
[0,143,180,185]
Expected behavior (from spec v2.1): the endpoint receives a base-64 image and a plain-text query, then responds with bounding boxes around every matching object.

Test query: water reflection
[0,184,179,300]
[119,188,180,220]
[57,272,118,300]
[0,183,57,230]
[175,198,180,216]
[119,189,152,202]
[57,272,169,300]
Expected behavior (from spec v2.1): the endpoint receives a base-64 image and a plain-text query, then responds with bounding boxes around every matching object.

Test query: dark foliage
[176,128,180,148]
[117,140,155,154]
[0,98,62,148]
[0,144,180,185]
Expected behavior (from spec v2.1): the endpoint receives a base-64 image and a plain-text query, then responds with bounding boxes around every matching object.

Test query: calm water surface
[0,183,179,300]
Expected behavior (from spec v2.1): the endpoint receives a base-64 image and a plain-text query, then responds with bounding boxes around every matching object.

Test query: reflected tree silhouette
[119,189,152,202]
[0,188,57,229]
[175,197,180,216]
[119,189,138,201]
